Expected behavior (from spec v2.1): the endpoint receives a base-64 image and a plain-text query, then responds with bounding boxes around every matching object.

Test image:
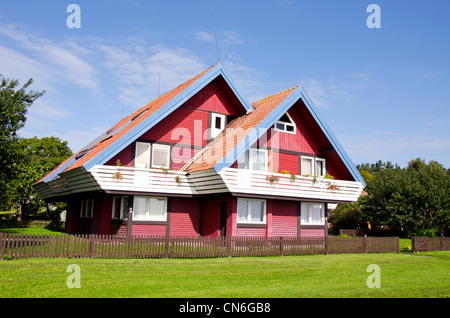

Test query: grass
[1,251,449,298]
[1,227,448,298]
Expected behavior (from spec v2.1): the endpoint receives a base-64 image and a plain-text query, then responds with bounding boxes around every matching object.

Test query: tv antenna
[215,31,221,62]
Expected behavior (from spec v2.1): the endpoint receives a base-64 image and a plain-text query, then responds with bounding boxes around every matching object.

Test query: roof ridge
[252,85,300,106]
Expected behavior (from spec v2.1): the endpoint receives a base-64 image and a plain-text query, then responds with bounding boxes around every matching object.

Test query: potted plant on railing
[327,183,340,191]
[266,174,279,184]
[112,159,124,181]
[112,171,124,181]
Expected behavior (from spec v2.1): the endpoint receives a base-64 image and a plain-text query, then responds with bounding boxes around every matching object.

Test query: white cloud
[300,73,372,109]
[0,23,99,91]
[195,30,215,42]
[97,43,207,110]
[195,29,244,46]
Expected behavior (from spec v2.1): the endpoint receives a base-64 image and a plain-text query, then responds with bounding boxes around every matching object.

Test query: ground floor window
[112,196,129,220]
[80,199,94,218]
[237,198,266,224]
[301,202,325,225]
[133,196,167,221]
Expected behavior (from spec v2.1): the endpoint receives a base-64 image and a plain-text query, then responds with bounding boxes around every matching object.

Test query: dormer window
[275,112,296,134]
[211,113,226,139]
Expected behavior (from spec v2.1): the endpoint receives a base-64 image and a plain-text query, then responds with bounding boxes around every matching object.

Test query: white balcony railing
[89,165,364,202]
[89,165,197,195]
[219,168,364,202]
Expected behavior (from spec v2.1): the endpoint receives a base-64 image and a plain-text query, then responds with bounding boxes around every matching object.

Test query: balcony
[218,168,364,203]
[88,165,364,203]
[89,165,197,196]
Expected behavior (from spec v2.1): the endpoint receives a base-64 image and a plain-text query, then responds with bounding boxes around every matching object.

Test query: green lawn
[1,251,448,298]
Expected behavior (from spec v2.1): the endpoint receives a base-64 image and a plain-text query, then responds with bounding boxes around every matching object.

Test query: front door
[220,201,227,237]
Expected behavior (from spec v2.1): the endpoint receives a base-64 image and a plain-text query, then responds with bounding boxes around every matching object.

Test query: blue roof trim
[297,86,365,186]
[213,86,366,186]
[42,157,79,183]
[82,63,253,172]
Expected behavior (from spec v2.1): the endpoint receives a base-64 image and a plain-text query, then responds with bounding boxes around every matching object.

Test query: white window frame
[237,198,267,225]
[132,196,168,222]
[301,202,325,225]
[211,113,226,139]
[112,196,129,220]
[301,156,315,176]
[80,199,94,219]
[151,144,171,169]
[249,148,268,172]
[274,112,296,134]
[315,158,327,177]
[135,141,151,169]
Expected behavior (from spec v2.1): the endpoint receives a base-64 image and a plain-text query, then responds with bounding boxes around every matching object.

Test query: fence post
[227,236,231,258]
[411,237,416,252]
[325,235,329,255]
[88,234,94,258]
[126,209,133,238]
[441,235,445,251]
[364,235,368,253]
[164,235,170,258]
[395,237,400,253]
[279,237,284,257]
[0,233,3,261]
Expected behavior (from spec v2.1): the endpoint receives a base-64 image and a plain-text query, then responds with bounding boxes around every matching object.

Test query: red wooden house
[34,63,365,238]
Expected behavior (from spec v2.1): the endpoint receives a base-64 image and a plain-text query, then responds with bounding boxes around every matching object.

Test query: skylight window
[75,145,96,160]
[275,113,296,134]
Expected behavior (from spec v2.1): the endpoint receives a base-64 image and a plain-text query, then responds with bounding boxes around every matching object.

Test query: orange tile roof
[36,63,217,184]
[183,85,299,173]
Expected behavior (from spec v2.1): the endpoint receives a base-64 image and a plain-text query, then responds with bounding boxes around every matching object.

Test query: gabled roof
[182,85,366,186]
[37,62,253,184]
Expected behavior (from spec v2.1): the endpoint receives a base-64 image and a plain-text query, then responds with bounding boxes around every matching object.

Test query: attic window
[275,113,296,134]
[211,113,226,139]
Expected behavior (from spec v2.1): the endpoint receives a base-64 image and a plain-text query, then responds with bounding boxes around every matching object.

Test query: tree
[0,76,45,209]
[361,158,450,236]
[329,202,366,234]
[11,136,72,222]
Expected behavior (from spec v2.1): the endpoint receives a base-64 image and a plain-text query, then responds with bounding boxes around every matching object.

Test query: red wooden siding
[65,200,80,234]
[132,224,166,236]
[182,78,242,115]
[169,198,201,236]
[271,200,298,237]
[202,199,221,236]
[301,228,325,237]
[172,147,200,170]
[140,107,209,147]
[236,227,266,237]
[270,151,299,175]
[105,145,133,167]
[263,109,321,155]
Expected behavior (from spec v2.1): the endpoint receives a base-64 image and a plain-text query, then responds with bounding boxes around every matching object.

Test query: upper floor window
[135,142,151,168]
[238,148,268,172]
[211,113,226,139]
[301,156,327,177]
[275,113,296,134]
[134,142,170,169]
[151,144,170,169]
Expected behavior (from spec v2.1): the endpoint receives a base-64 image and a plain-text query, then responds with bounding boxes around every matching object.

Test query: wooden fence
[412,236,450,252]
[0,233,400,261]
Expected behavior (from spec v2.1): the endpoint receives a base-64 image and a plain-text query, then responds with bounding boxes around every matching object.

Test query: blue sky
[0,0,449,168]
